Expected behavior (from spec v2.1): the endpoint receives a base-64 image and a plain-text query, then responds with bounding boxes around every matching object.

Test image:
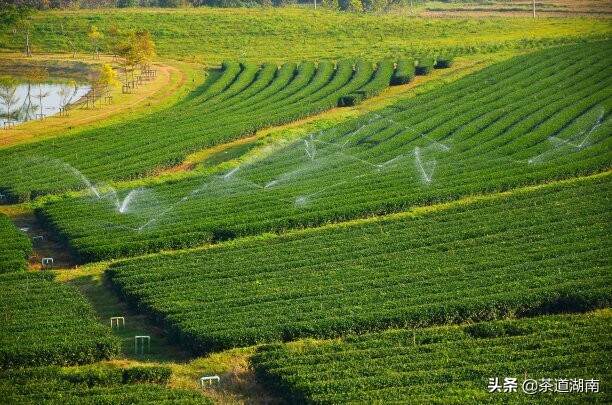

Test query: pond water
[0,80,91,127]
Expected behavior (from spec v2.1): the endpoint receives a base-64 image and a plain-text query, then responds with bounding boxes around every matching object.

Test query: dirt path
[8,210,76,270]
[55,262,282,404]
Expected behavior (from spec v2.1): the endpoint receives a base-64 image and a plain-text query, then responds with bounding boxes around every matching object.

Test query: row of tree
[0,0,412,11]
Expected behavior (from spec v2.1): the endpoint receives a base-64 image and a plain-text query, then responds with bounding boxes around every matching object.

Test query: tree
[106,24,123,59]
[57,79,78,115]
[338,0,362,11]
[0,76,19,127]
[116,29,156,82]
[88,25,103,59]
[1,2,36,57]
[28,67,49,119]
[159,0,183,6]
[96,64,120,101]
[60,18,78,58]
[116,0,138,7]
[133,29,156,71]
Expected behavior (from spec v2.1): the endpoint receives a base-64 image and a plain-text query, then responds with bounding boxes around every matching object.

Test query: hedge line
[0,365,211,404]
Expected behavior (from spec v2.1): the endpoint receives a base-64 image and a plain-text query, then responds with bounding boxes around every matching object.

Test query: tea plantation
[0,56,430,201]
[0,7,610,403]
[252,312,611,403]
[36,41,612,261]
[0,272,120,368]
[107,174,611,352]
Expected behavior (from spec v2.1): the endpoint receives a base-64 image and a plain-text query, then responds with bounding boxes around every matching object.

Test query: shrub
[338,92,365,106]
[434,56,454,69]
[415,57,435,75]
[391,58,415,85]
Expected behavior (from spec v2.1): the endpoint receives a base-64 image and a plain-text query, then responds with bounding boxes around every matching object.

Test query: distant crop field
[0,9,609,63]
[107,174,611,352]
[30,41,612,261]
[252,312,611,403]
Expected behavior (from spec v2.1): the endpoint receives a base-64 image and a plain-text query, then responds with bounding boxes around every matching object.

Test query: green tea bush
[415,57,435,75]
[0,272,120,368]
[390,58,415,84]
[252,312,610,403]
[0,214,32,273]
[434,56,454,68]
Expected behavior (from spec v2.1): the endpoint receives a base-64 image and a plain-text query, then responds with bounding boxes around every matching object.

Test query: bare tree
[58,80,78,116]
[0,76,19,128]
[27,67,49,119]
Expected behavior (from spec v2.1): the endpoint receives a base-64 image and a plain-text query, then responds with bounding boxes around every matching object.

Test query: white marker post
[134,336,151,355]
[110,317,125,328]
[200,375,221,388]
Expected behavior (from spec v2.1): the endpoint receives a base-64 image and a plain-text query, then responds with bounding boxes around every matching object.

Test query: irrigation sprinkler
[134,335,151,354]
[110,316,125,328]
[41,257,54,267]
[200,375,220,388]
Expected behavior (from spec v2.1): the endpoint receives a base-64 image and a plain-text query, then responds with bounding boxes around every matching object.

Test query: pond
[0,80,91,127]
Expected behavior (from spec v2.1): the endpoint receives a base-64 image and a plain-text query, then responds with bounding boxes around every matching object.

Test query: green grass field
[0,6,610,404]
[0,9,610,63]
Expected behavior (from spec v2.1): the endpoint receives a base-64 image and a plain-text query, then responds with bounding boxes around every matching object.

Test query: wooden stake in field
[533,0,536,18]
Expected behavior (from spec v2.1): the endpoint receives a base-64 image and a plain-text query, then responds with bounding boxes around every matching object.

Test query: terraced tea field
[36,41,612,261]
[252,312,611,403]
[107,174,611,352]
